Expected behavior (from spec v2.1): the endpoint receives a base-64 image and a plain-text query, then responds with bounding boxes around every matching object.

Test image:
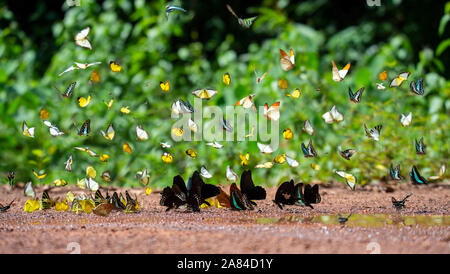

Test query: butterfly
[101,170,111,183]
[43,120,65,136]
[104,98,114,110]
[400,112,412,127]
[22,121,35,138]
[338,146,356,160]
[301,140,318,158]
[165,4,186,20]
[41,190,55,210]
[100,154,110,162]
[273,180,298,209]
[279,49,295,71]
[390,164,405,181]
[297,183,321,209]
[58,62,101,76]
[100,123,115,141]
[415,137,426,155]
[120,106,131,114]
[136,168,149,186]
[257,142,274,154]
[123,142,132,154]
[303,119,314,136]
[376,83,386,90]
[0,200,14,212]
[85,177,99,192]
[410,78,424,95]
[235,94,256,111]
[77,95,91,107]
[124,190,140,213]
[429,164,446,181]
[221,117,234,132]
[109,61,122,72]
[215,187,231,208]
[229,183,254,210]
[32,169,47,180]
[78,119,91,136]
[392,193,413,210]
[89,70,100,83]
[185,148,197,159]
[64,155,73,172]
[200,166,212,178]
[110,192,126,211]
[172,127,183,137]
[136,125,149,141]
[285,155,299,167]
[239,152,249,166]
[54,82,76,98]
[93,202,114,217]
[7,171,15,187]
[226,166,239,182]
[86,166,96,178]
[348,87,364,103]
[161,152,173,163]
[283,128,294,140]
[253,66,268,84]
[379,70,388,81]
[172,99,194,115]
[239,170,266,206]
[226,4,257,28]
[364,124,382,141]
[24,181,35,198]
[53,179,67,187]
[223,72,231,85]
[192,89,217,100]
[255,162,274,169]
[338,213,352,224]
[410,165,427,185]
[322,105,344,124]
[389,72,410,88]
[160,142,171,148]
[74,146,98,157]
[206,142,223,149]
[278,79,288,89]
[74,27,92,50]
[332,60,350,82]
[39,108,50,119]
[160,80,170,92]
[286,88,300,98]
[335,170,357,190]
[188,119,198,133]
[263,101,280,121]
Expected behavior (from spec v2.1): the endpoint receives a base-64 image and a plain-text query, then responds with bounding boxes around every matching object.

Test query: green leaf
[436,38,450,56]
[438,14,450,36]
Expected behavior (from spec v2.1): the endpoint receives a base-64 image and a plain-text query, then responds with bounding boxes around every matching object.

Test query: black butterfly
[273,180,299,209]
[230,183,254,210]
[94,189,107,206]
[338,146,356,160]
[389,164,404,181]
[7,171,15,187]
[392,193,413,210]
[110,192,126,210]
[125,190,139,212]
[301,140,318,158]
[348,87,364,103]
[78,119,91,136]
[415,137,426,155]
[0,200,14,212]
[240,170,266,206]
[41,190,55,210]
[410,78,424,95]
[410,166,427,185]
[298,184,321,209]
[338,213,352,224]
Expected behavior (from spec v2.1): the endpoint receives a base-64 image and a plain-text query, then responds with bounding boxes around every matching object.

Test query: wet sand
[0,182,449,254]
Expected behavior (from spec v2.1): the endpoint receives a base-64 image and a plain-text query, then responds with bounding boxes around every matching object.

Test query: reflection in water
[256,214,450,227]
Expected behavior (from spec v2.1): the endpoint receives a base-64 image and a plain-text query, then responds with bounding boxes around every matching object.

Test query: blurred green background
[1,0,449,189]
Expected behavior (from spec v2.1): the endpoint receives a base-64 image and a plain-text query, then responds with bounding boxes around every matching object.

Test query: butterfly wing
[239,170,266,201]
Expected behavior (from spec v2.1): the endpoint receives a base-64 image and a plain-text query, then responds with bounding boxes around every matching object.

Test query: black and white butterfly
[410,78,424,95]
[54,82,77,98]
[364,124,382,141]
[389,164,404,181]
[348,87,364,103]
[78,119,91,136]
[415,137,426,155]
[392,193,413,210]
[301,140,318,158]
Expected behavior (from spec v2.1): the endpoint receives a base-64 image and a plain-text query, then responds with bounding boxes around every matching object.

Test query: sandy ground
[0,182,449,254]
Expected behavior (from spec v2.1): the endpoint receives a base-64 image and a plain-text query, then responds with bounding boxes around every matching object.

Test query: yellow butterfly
[239,152,249,166]
[55,199,69,211]
[311,163,320,171]
[161,152,173,163]
[77,95,91,107]
[379,70,388,81]
[24,199,40,213]
[100,123,115,141]
[223,73,231,85]
[22,121,35,138]
[145,187,152,195]
[39,108,50,119]
[286,88,300,98]
[32,169,47,180]
[335,170,357,190]
[101,171,111,183]
[185,148,197,158]
[255,162,274,169]
[160,80,170,92]
[192,89,218,100]
[53,179,67,187]
[86,166,97,178]
[123,142,132,154]
[274,154,286,164]
[171,127,183,137]
[89,70,100,83]
[278,79,288,89]
[120,106,131,114]
[110,61,122,72]
[389,72,410,88]
[74,147,98,157]
[283,128,294,140]
[100,154,110,162]
[104,98,114,110]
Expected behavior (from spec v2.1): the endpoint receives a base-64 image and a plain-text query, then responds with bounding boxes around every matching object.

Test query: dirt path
[0,182,449,254]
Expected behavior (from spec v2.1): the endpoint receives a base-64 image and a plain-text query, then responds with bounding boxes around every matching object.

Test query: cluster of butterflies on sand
[4,4,447,215]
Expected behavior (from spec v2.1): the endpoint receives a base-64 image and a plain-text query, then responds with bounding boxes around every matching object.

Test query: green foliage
[0,1,448,189]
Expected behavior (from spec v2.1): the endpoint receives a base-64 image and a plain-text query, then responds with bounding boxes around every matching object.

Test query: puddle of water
[256,214,450,227]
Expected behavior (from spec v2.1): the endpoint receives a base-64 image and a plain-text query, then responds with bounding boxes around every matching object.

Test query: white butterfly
[364,124,382,141]
[257,142,274,154]
[206,142,223,149]
[263,102,280,121]
[235,94,256,111]
[160,142,171,148]
[136,125,149,141]
[200,166,212,178]
[400,112,412,127]
[136,168,150,186]
[24,181,35,198]
[428,164,446,181]
[226,166,239,182]
[85,177,99,192]
[22,121,35,138]
[58,62,102,76]
[332,60,350,82]
[376,83,386,90]
[335,170,357,190]
[303,119,314,136]
[285,155,299,167]
[64,155,73,172]
[255,162,274,169]
[74,27,92,50]
[43,120,64,136]
[322,105,344,124]
[188,119,198,133]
